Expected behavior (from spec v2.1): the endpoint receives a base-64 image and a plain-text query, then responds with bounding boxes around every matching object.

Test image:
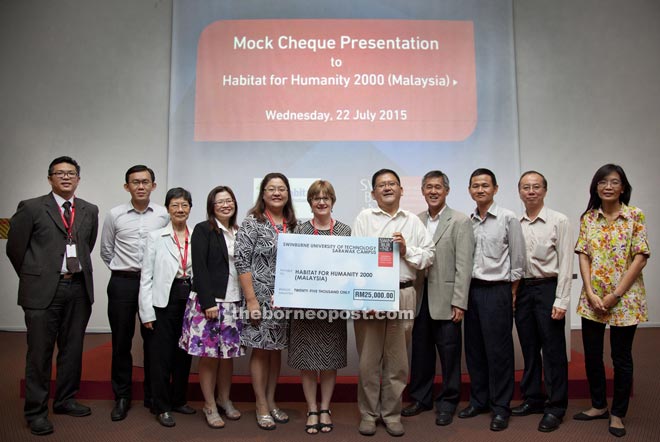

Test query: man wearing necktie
[7,156,99,436]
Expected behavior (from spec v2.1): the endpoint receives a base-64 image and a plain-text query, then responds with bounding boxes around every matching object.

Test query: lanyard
[265,210,287,233]
[173,228,189,277]
[58,203,76,240]
[312,218,334,236]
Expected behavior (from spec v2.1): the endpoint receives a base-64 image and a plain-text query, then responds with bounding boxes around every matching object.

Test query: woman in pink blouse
[573,164,650,438]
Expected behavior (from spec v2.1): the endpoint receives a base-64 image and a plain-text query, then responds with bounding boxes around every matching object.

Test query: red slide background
[195,19,476,141]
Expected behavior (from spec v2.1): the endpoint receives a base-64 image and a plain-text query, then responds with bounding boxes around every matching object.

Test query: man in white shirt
[100,165,169,421]
[512,171,572,432]
[352,169,434,437]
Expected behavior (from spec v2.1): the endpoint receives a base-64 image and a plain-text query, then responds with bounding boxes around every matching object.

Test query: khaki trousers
[354,286,415,423]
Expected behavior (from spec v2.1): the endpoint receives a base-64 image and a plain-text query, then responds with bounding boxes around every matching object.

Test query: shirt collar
[370,205,405,218]
[471,202,498,220]
[596,203,631,220]
[427,205,447,221]
[520,206,547,223]
[215,218,237,233]
[52,192,73,207]
[127,200,155,214]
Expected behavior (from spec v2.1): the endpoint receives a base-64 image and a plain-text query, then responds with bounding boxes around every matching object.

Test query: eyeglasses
[597,179,622,188]
[50,170,78,179]
[169,203,190,210]
[128,179,152,187]
[520,184,544,192]
[213,199,234,206]
[374,181,399,190]
[312,197,331,203]
[265,186,288,193]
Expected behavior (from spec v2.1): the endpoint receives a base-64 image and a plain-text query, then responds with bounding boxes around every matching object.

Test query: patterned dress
[575,205,650,326]
[287,220,351,370]
[235,214,289,350]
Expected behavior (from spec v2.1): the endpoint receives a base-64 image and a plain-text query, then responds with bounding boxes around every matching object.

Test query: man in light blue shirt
[100,165,168,421]
[458,168,525,432]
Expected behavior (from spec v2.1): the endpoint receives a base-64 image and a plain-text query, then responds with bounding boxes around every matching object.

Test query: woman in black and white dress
[235,172,297,430]
[288,180,350,434]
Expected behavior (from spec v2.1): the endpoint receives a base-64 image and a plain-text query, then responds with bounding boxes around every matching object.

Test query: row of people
[6,158,649,439]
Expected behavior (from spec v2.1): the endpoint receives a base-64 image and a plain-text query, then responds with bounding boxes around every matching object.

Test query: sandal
[203,407,225,429]
[217,400,241,420]
[256,413,276,430]
[270,407,289,423]
[319,409,334,433]
[305,411,320,435]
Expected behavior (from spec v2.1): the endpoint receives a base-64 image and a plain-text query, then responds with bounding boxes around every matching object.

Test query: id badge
[66,243,78,258]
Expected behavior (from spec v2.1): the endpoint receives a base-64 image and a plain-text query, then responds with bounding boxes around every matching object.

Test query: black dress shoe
[29,417,54,436]
[111,398,130,421]
[608,419,626,438]
[401,402,432,417]
[538,413,562,432]
[53,401,92,417]
[172,404,196,414]
[458,405,489,419]
[435,411,453,426]
[573,410,609,421]
[490,415,509,431]
[511,402,545,416]
[157,412,176,427]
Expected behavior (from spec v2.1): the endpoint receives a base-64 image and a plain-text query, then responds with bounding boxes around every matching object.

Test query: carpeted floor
[1,329,659,441]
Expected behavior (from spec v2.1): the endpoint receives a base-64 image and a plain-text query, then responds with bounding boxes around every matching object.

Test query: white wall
[1,0,658,334]
[514,0,660,327]
[0,0,172,331]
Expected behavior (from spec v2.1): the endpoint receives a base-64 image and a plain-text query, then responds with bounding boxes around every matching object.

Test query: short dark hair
[248,172,297,230]
[518,170,547,189]
[165,187,192,207]
[48,156,80,176]
[206,185,238,230]
[469,168,497,187]
[371,168,401,189]
[583,164,632,215]
[422,170,450,189]
[125,165,155,183]
[307,180,337,206]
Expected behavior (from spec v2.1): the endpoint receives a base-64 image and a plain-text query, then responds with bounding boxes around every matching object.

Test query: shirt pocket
[483,237,505,259]
[532,241,553,261]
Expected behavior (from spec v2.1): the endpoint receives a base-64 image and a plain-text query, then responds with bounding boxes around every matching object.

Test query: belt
[471,278,509,287]
[111,270,141,279]
[523,276,557,286]
[399,280,413,289]
[172,277,192,285]
[60,272,83,281]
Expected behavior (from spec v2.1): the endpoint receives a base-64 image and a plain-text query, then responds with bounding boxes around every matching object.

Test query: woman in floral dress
[179,186,244,428]
[573,164,650,438]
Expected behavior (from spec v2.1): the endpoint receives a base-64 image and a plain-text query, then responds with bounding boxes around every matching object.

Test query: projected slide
[194,19,476,141]
[169,0,519,225]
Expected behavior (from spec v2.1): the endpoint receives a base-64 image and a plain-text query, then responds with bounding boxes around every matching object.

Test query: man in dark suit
[403,170,475,426]
[6,156,99,436]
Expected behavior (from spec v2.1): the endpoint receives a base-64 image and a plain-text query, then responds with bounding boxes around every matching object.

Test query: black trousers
[23,277,91,422]
[514,279,568,417]
[581,317,637,418]
[150,283,192,414]
[464,281,514,417]
[408,280,462,413]
[107,273,153,402]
